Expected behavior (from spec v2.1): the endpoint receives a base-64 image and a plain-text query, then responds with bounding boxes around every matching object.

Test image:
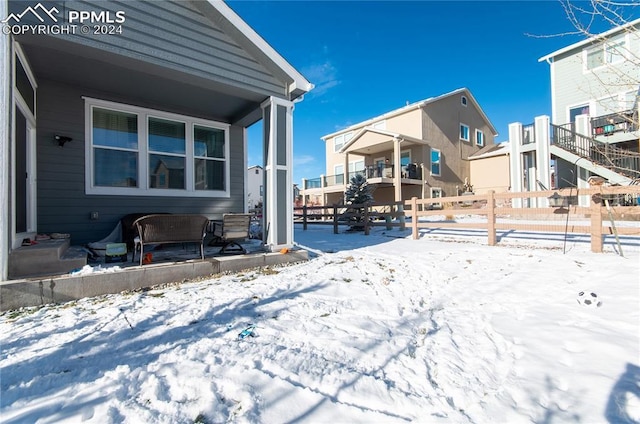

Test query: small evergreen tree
[344,174,374,230]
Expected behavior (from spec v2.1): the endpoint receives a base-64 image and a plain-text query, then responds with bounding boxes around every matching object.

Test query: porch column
[1,1,9,281]
[261,97,294,251]
[508,122,524,208]
[534,115,551,207]
[393,137,401,202]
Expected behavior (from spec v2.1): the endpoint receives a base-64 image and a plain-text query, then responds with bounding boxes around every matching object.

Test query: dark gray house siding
[9,0,286,101]
[36,78,245,245]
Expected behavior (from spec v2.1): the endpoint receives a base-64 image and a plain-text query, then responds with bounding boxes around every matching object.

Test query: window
[334,164,344,185]
[460,124,470,141]
[431,188,443,208]
[569,104,590,123]
[461,96,467,106]
[475,129,484,147]
[348,160,365,179]
[85,98,229,197]
[333,131,353,152]
[585,34,626,70]
[430,148,441,176]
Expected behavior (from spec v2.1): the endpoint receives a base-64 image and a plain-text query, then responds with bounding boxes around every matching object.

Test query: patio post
[261,96,294,251]
[1,1,9,281]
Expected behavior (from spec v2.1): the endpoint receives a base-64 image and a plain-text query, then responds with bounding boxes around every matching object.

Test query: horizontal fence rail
[403,186,640,253]
[294,202,406,235]
[295,186,640,253]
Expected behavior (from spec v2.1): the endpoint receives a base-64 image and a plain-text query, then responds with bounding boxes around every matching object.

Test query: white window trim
[461,95,467,107]
[333,131,353,152]
[430,148,441,176]
[566,100,594,123]
[475,129,484,147]
[582,33,629,73]
[430,187,442,198]
[460,123,470,142]
[84,97,230,197]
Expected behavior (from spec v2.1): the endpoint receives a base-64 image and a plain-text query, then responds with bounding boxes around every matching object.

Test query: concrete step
[8,239,87,279]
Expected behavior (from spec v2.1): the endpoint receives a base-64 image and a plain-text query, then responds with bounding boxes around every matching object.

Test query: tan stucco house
[301,88,498,206]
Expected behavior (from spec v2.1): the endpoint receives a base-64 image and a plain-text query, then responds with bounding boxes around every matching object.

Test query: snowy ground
[1,225,639,423]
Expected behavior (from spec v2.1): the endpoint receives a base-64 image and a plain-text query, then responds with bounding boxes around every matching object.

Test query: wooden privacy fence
[405,185,640,253]
[294,202,405,235]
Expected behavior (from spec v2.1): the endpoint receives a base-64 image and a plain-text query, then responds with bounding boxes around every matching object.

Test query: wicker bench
[132,214,209,265]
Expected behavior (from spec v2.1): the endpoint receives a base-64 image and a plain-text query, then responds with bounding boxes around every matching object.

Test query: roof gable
[323,88,498,140]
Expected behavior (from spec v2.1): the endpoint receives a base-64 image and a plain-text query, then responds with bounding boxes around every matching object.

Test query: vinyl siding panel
[9,0,286,97]
[551,30,640,124]
[36,79,245,245]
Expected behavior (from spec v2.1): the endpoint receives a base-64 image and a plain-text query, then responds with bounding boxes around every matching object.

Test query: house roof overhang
[323,87,498,141]
[8,0,313,128]
[538,18,640,63]
[339,127,428,156]
[201,1,314,99]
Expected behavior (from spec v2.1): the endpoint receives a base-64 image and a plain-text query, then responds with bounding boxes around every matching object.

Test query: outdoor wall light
[548,192,566,208]
[55,135,72,147]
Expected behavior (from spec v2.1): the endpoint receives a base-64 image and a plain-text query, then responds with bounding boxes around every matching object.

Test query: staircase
[8,239,87,279]
[550,123,640,184]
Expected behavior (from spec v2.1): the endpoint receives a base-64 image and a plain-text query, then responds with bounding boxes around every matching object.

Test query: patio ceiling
[340,127,428,156]
[17,34,268,126]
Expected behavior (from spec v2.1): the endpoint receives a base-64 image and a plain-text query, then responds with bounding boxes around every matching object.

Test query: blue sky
[227,1,633,185]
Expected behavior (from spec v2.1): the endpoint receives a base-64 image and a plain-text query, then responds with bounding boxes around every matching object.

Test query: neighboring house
[1,0,312,280]
[300,88,498,206]
[468,142,511,194]
[509,18,640,206]
[247,165,263,210]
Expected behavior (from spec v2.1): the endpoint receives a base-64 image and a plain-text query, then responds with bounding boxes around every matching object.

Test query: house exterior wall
[421,93,495,197]
[550,26,640,125]
[36,78,246,245]
[8,0,286,99]
[470,154,511,194]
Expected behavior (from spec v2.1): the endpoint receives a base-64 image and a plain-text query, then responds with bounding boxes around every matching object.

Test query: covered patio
[1,1,312,284]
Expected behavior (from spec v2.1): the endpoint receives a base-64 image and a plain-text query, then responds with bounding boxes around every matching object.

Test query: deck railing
[551,123,640,179]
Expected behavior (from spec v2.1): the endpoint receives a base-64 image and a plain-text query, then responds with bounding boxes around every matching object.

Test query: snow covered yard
[1,225,639,423]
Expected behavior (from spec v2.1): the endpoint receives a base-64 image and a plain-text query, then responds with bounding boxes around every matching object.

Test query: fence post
[302,205,307,231]
[487,190,496,246]
[411,197,418,240]
[364,204,370,235]
[333,205,338,234]
[590,188,603,253]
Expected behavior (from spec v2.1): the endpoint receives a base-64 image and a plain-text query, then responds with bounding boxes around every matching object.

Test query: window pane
[431,163,440,175]
[460,125,469,140]
[606,40,625,63]
[93,108,138,149]
[431,150,440,162]
[149,117,185,154]
[94,148,137,187]
[401,152,411,167]
[195,159,224,190]
[194,125,225,158]
[149,154,185,189]
[586,47,602,69]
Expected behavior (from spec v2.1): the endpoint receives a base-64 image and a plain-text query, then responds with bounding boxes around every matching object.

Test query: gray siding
[9,0,286,98]
[36,79,245,245]
[551,30,640,125]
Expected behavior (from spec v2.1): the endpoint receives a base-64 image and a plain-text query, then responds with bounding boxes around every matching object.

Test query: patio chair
[211,213,252,255]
